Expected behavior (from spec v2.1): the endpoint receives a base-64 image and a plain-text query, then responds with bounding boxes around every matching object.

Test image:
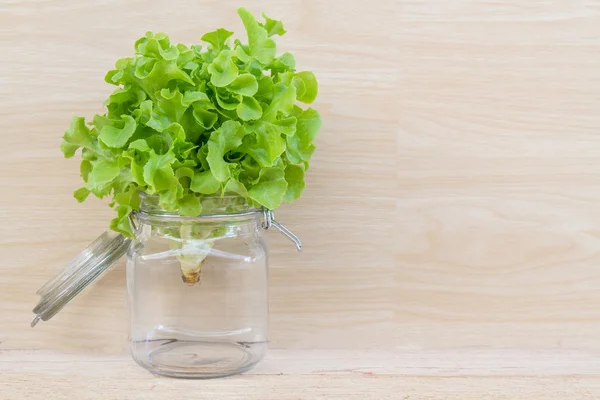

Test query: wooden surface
[1,0,600,398]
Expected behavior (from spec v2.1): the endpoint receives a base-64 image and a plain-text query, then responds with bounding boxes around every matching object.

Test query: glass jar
[31,194,301,379]
[128,194,269,378]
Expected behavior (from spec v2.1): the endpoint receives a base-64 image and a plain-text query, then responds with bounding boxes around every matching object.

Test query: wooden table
[1,0,600,398]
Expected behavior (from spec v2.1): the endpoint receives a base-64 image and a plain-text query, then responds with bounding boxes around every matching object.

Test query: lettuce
[60,7,321,238]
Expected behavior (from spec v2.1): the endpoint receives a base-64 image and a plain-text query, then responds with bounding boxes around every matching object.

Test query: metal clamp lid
[261,209,303,252]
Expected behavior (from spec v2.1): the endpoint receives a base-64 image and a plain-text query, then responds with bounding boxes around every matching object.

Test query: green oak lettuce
[60,8,321,238]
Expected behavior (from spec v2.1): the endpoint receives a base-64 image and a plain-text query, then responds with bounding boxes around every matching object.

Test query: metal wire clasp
[262,209,302,252]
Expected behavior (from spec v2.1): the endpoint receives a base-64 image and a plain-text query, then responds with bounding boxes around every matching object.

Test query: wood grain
[3,350,600,400]
[2,0,600,398]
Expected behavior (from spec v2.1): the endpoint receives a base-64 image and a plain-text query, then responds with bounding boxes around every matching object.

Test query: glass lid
[31,231,130,327]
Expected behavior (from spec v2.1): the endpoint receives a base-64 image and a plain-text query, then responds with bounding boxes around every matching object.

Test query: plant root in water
[180,259,204,285]
[181,269,201,285]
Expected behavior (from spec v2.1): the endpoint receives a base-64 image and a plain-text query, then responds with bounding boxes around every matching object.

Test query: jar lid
[31,231,131,327]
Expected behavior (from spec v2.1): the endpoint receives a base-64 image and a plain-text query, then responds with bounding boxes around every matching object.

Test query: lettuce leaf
[248,167,288,209]
[237,7,277,65]
[62,8,321,235]
[201,28,234,52]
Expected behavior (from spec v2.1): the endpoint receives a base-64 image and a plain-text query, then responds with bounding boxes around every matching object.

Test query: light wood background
[1,0,600,398]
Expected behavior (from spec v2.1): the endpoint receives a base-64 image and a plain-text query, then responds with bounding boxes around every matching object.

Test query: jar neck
[134,193,262,238]
[138,193,259,217]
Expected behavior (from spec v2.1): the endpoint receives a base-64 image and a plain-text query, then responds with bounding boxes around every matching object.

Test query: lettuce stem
[174,223,214,285]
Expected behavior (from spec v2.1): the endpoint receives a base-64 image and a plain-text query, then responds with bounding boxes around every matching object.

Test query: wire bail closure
[262,209,303,252]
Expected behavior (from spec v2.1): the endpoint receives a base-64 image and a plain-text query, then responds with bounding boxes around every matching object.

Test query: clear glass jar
[32,193,301,379]
[127,194,269,378]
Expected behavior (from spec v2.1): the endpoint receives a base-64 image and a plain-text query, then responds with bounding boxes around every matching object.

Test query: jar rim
[136,192,261,222]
